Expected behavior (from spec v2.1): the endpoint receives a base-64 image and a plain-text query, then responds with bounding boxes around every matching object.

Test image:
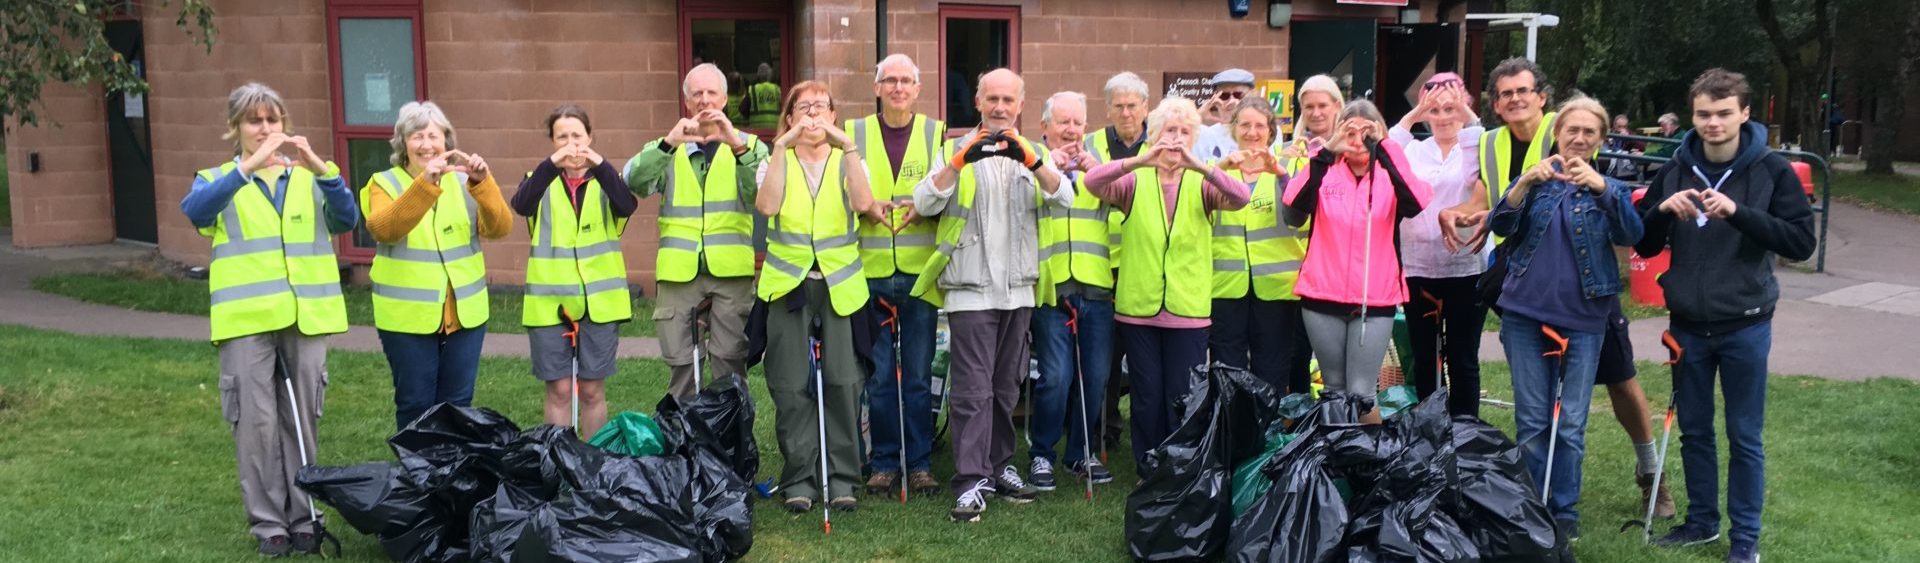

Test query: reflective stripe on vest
[757,149,870,316]
[1115,167,1210,318]
[365,167,490,334]
[658,135,757,282]
[1209,170,1308,300]
[848,114,944,277]
[195,162,346,342]
[1479,112,1558,245]
[523,174,632,326]
[1040,171,1115,290]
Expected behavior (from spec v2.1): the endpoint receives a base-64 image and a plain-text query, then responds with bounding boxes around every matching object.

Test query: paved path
[0,234,664,359]
[6,200,1920,380]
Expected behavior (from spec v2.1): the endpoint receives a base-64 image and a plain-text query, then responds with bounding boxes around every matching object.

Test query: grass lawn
[1831,171,1920,216]
[3,324,1918,562]
[30,270,657,337]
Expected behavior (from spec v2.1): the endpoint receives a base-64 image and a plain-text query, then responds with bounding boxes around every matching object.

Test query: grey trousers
[946,308,1033,492]
[656,274,754,400]
[763,279,864,501]
[217,328,327,540]
[1301,310,1392,399]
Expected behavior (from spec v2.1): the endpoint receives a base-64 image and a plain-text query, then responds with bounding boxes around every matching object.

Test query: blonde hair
[1554,95,1611,143]
[1143,97,1202,150]
[1291,74,1346,145]
[390,101,457,168]
[222,82,289,156]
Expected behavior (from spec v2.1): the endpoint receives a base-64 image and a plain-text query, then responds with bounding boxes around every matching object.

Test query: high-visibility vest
[523,174,631,327]
[363,167,489,334]
[746,82,782,130]
[757,149,870,316]
[846,114,945,277]
[1083,130,1134,270]
[1115,167,1211,318]
[1480,112,1559,244]
[1279,137,1319,177]
[1039,170,1115,290]
[195,161,347,342]
[910,135,1055,308]
[1209,170,1308,300]
[657,135,757,282]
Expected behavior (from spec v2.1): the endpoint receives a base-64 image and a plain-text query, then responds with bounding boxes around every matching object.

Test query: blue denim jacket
[1490,176,1643,299]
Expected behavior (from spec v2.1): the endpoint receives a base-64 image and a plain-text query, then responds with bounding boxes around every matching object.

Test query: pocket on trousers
[217,372,240,425]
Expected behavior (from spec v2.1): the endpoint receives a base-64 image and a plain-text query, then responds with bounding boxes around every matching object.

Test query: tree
[0,0,216,128]
[1754,0,1834,155]
[1861,0,1919,174]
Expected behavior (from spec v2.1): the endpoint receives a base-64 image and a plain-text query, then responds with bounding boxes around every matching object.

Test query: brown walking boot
[1638,472,1677,519]
[908,470,943,495]
[865,471,899,496]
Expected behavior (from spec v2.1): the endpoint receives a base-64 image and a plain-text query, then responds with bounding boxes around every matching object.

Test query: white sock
[1634,441,1658,476]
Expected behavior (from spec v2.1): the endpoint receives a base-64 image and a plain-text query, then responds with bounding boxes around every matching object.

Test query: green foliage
[0,0,216,127]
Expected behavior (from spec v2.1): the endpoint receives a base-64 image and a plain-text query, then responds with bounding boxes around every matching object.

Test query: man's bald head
[975,68,1025,131]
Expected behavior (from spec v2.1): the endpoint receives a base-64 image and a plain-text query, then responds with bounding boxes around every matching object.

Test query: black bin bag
[1125,364,1280,563]
[1329,389,1478,563]
[1447,417,1569,563]
[1225,392,1369,563]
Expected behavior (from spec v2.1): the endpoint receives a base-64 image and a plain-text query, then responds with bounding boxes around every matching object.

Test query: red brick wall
[144,0,334,265]
[4,81,116,247]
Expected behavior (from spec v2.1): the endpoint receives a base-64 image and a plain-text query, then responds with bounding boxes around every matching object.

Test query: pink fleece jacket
[1282,139,1433,307]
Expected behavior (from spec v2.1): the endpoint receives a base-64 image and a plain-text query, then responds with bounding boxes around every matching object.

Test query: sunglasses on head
[1422,79,1463,91]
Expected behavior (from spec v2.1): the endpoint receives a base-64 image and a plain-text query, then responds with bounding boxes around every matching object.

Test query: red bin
[1629,250,1669,307]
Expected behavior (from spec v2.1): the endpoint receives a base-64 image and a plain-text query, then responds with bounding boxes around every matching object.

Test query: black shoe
[950,479,989,523]
[1070,459,1115,484]
[1653,524,1722,548]
[257,535,292,557]
[1029,458,1057,491]
[1556,519,1580,541]
[991,465,1038,503]
[1726,541,1759,563]
[290,532,317,554]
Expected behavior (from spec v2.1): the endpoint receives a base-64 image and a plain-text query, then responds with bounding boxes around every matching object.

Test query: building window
[326,2,427,260]
[939,4,1019,131]
[680,1,792,136]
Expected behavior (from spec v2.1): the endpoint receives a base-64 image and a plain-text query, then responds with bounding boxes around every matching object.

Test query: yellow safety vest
[1040,169,1116,291]
[657,136,758,282]
[195,161,347,342]
[1209,170,1307,300]
[757,149,870,316]
[1115,167,1211,318]
[746,82,782,130]
[1479,112,1558,245]
[363,167,489,334]
[523,174,632,327]
[846,114,945,277]
[1083,130,1135,270]
[911,135,1055,308]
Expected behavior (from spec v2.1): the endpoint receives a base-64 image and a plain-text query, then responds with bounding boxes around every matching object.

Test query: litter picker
[560,306,581,430]
[278,358,342,558]
[876,297,909,503]
[1622,331,1684,541]
[808,315,833,534]
[1539,324,1570,505]
[1065,300,1096,501]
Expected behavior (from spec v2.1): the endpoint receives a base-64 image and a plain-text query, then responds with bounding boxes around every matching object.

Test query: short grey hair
[1103,72,1149,106]
[222,82,289,156]
[1658,112,1680,127]
[1041,91,1087,124]
[1143,97,1202,150]
[874,54,920,83]
[389,101,457,168]
[1326,100,1387,155]
[683,63,728,97]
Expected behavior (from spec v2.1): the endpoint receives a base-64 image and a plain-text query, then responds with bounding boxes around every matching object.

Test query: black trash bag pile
[297,376,759,563]
[1125,363,1281,563]
[1128,382,1572,563]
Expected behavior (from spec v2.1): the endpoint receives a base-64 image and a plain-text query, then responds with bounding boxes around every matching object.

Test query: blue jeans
[378,325,487,430]
[1028,294,1114,466]
[1672,322,1771,545]
[865,274,937,473]
[1500,312,1602,522]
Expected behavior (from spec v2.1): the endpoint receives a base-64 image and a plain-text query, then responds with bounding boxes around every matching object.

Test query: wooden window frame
[937,3,1021,135]
[324,1,428,263]
[677,0,795,138]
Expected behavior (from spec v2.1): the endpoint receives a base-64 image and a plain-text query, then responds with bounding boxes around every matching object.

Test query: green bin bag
[587,411,669,457]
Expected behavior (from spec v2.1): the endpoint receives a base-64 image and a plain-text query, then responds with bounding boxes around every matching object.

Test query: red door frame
[936,3,1021,133]
[678,0,794,138]
[324,1,429,262]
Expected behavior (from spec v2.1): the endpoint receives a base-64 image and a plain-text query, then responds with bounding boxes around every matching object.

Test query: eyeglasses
[1496,86,1539,100]
[793,102,832,113]
[878,77,915,88]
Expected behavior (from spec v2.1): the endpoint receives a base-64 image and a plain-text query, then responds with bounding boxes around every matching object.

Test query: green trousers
[763,278,864,501]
